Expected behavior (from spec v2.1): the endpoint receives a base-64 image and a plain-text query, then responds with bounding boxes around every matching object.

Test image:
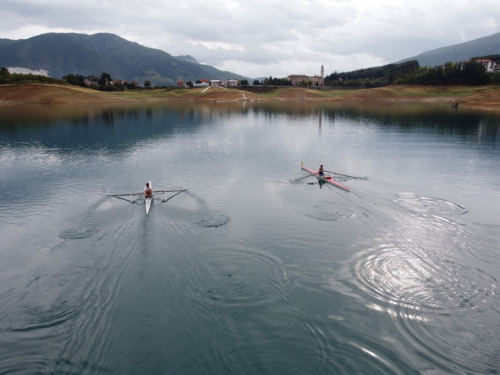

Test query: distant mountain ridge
[398,31,500,67]
[0,33,248,85]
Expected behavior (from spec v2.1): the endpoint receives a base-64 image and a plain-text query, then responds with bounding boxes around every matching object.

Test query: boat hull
[301,164,350,192]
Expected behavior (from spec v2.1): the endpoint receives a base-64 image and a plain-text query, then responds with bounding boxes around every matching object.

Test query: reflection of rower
[144,182,153,198]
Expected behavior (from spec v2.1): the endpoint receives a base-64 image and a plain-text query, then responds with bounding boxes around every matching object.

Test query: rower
[144,182,153,198]
[318,165,325,177]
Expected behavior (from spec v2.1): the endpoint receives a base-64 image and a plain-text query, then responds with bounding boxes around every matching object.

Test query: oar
[155,189,186,194]
[110,192,143,197]
[324,170,359,179]
[160,189,187,203]
[291,173,315,182]
[113,195,139,204]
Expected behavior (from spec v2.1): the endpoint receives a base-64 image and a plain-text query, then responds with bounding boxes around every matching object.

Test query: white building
[210,79,238,87]
[475,59,497,73]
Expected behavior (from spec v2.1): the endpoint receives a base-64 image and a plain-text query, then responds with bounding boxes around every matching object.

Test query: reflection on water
[0,101,499,374]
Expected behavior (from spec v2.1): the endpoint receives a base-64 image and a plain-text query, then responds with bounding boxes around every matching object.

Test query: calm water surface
[0,101,499,374]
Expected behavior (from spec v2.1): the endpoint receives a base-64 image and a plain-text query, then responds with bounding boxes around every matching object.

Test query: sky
[1,0,500,78]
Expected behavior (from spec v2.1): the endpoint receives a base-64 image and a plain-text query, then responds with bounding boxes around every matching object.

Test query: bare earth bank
[1,83,499,111]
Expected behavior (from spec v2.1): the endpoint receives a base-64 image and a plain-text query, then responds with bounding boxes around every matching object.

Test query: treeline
[326,61,420,86]
[62,72,146,90]
[325,59,500,87]
[253,77,292,86]
[0,67,65,84]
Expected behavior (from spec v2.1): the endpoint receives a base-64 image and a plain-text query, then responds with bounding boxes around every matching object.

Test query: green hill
[398,31,500,67]
[0,33,248,86]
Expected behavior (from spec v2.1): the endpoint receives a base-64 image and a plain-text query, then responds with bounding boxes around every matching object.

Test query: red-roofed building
[464,59,497,73]
[475,59,496,72]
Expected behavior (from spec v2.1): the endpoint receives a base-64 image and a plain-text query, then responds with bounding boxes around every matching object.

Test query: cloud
[1,0,500,78]
[7,67,49,75]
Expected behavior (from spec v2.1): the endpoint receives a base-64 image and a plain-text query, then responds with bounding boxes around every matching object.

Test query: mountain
[175,55,199,64]
[0,33,248,85]
[398,31,500,67]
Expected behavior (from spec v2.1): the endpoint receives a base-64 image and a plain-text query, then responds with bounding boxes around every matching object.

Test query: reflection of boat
[301,163,350,192]
[145,180,152,214]
[451,102,459,108]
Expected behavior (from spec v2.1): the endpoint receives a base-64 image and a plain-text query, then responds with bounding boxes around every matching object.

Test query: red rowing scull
[301,163,350,192]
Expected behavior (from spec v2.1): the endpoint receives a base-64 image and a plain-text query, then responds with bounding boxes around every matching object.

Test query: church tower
[321,65,324,78]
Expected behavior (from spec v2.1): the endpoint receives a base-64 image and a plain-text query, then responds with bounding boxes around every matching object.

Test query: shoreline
[0,83,499,111]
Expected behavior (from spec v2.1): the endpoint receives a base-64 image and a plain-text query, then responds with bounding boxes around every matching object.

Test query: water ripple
[343,209,500,373]
[394,193,466,215]
[182,243,287,308]
[188,213,230,227]
[305,201,356,221]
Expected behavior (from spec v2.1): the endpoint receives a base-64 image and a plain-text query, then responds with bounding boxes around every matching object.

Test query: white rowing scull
[110,183,187,214]
[145,181,153,214]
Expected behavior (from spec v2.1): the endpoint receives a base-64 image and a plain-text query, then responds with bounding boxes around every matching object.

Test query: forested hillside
[325,59,500,87]
[398,31,500,67]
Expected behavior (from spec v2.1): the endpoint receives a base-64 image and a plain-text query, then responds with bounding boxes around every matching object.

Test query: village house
[209,79,238,87]
[177,80,185,87]
[287,74,310,86]
[83,77,97,87]
[475,59,497,72]
[287,65,324,86]
[193,81,209,88]
[461,59,497,73]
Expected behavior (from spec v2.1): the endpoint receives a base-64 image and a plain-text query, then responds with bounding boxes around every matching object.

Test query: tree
[253,79,260,85]
[144,79,151,87]
[62,73,86,87]
[240,79,249,86]
[98,72,111,86]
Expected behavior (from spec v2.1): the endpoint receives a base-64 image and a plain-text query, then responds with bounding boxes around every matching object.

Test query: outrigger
[300,162,350,192]
[110,181,187,214]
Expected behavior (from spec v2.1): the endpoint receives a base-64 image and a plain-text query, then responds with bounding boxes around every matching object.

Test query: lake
[0,100,499,374]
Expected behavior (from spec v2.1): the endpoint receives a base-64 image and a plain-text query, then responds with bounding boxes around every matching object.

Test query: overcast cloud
[1,0,499,78]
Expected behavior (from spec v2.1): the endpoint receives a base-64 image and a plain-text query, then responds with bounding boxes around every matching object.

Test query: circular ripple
[182,245,286,307]
[395,192,419,199]
[395,195,465,215]
[188,213,230,227]
[59,227,95,239]
[305,201,356,221]
[395,296,499,374]
[353,245,443,311]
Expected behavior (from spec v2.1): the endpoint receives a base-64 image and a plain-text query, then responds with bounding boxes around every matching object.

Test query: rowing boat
[145,180,152,214]
[301,163,350,192]
[110,186,187,213]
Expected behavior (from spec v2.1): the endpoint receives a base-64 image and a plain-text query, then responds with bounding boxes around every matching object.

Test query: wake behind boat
[301,162,350,192]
